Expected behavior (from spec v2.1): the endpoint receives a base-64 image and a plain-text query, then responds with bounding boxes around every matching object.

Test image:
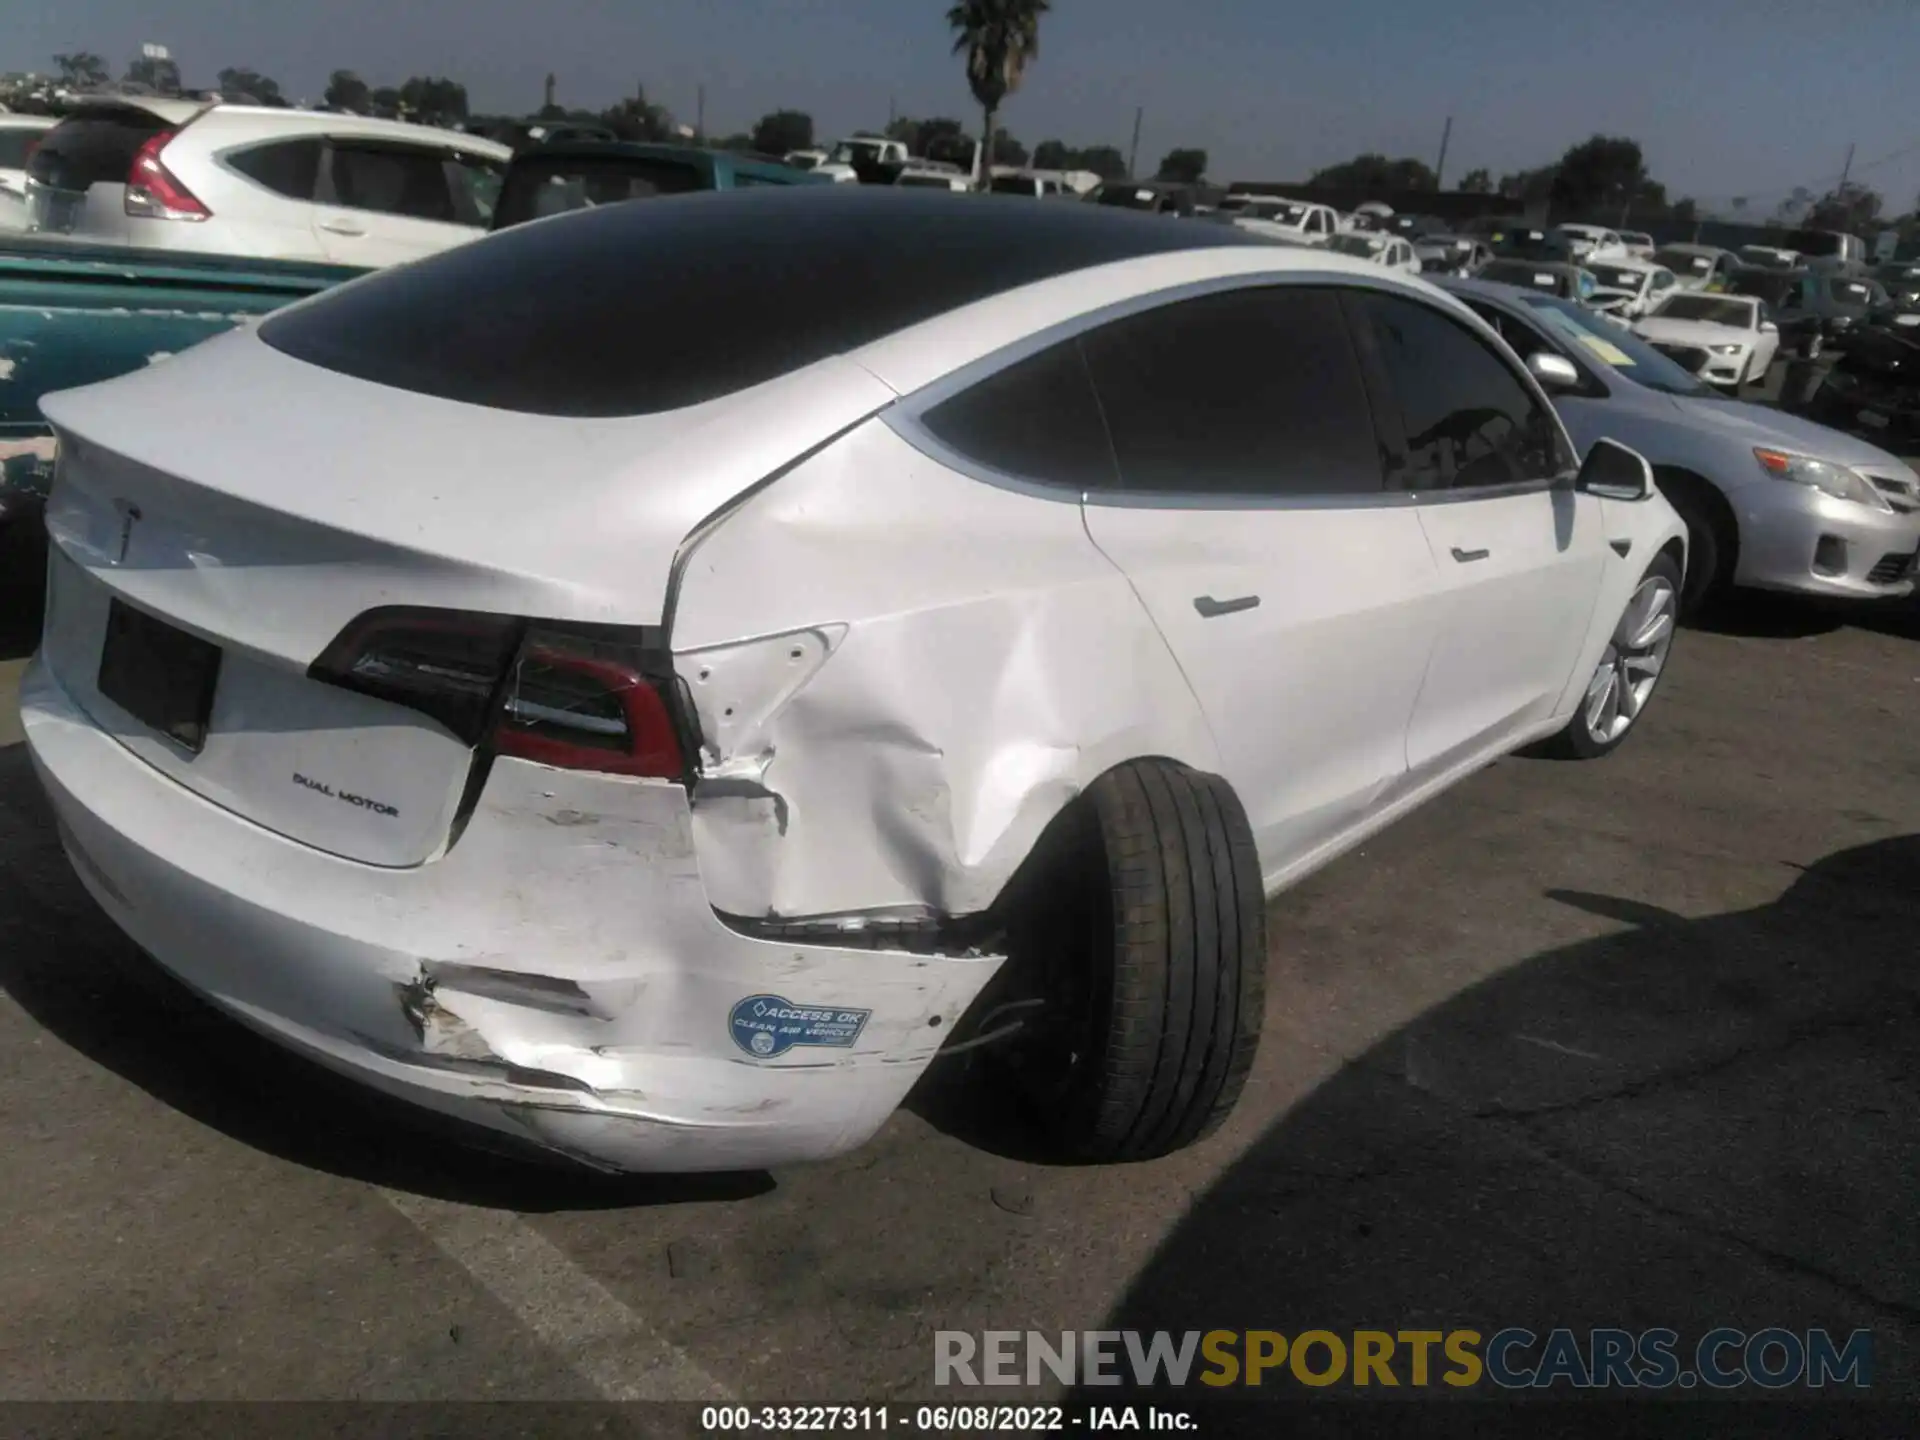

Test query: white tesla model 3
[21,187,1686,1172]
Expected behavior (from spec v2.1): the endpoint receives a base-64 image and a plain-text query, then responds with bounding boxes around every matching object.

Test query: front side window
[447,153,505,225]
[1078,285,1384,499]
[917,342,1114,490]
[491,154,702,227]
[327,142,459,223]
[1354,292,1572,490]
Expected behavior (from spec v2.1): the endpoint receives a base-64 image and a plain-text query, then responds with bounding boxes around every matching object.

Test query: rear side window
[326,143,458,222]
[492,155,703,227]
[1353,292,1572,490]
[227,138,321,200]
[26,109,171,190]
[1079,285,1384,498]
[918,342,1115,490]
[0,127,45,170]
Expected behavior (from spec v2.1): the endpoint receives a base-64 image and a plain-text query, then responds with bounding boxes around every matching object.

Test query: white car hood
[1633,316,1750,348]
[1672,395,1913,472]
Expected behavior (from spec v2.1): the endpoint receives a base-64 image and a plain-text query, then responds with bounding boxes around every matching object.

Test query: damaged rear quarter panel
[671,418,1221,920]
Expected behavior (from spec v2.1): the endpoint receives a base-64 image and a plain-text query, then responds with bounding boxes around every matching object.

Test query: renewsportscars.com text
[934,1328,1873,1390]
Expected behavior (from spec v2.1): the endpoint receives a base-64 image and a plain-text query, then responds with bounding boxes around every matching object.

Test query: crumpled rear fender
[669,418,1220,922]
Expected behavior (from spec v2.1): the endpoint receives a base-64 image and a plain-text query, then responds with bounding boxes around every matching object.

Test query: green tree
[992,128,1028,166]
[215,67,285,105]
[915,117,974,166]
[1156,147,1207,184]
[1031,138,1069,170]
[947,0,1050,183]
[751,110,814,156]
[1669,197,1698,226]
[1458,167,1492,194]
[398,76,469,127]
[53,52,110,88]
[369,86,403,118]
[1547,135,1649,220]
[714,133,756,152]
[323,69,371,112]
[1077,144,1126,179]
[124,53,183,94]
[1808,181,1883,234]
[1308,153,1437,190]
[601,89,674,143]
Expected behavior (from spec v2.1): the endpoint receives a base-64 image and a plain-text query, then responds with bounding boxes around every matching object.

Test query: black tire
[1655,470,1735,616]
[1539,551,1683,760]
[1000,759,1266,1162]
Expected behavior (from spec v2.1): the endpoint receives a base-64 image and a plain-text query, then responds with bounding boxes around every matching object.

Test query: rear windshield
[1479,262,1569,294]
[0,126,45,170]
[1727,271,1796,304]
[1828,278,1883,305]
[492,154,704,228]
[1654,295,1752,325]
[260,185,1263,417]
[26,108,173,191]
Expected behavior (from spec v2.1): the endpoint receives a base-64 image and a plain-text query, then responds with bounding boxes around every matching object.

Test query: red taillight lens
[125,131,210,221]
[22,138,40,163]
[309,609,689,780]
[495,628,684,778]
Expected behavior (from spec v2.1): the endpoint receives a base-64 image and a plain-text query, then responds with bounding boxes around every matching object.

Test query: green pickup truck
[0,140,824,568]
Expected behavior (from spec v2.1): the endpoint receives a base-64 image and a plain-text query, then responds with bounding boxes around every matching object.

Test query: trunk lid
[37,326,894,866]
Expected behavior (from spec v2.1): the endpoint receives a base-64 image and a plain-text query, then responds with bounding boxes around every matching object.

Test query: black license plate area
[97,599,222,753]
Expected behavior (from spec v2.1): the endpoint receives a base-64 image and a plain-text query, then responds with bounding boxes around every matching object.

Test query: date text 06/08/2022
[700,1405,1193,1432]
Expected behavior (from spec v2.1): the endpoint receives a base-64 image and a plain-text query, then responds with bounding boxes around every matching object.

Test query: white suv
[23,98,510,267]
[0,112,56,231]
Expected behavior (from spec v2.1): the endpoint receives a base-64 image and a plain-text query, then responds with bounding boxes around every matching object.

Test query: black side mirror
[1577,437,1656,501]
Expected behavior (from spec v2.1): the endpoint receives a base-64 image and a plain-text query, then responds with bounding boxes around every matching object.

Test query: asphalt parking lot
[1,385,1917,1425]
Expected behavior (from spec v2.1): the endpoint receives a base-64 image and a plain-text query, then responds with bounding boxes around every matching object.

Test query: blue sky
[11,0,1918,216]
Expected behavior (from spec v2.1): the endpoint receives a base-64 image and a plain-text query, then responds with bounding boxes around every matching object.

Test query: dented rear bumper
[21,658,1003,1172]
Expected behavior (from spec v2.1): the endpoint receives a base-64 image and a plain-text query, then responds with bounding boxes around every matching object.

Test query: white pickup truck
[813,135,914,183]
[1216,193,1340,245]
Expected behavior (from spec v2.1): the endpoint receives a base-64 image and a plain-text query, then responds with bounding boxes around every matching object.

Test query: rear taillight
[22,138,40,164]
[125,131,209,221]
[309,608,690,780]
[496,628,684,778]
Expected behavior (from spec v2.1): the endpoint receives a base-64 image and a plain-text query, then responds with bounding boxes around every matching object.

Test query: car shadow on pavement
[1685,591,1846,640]
[1072,832,1920,1426]
[0,744,773,1211]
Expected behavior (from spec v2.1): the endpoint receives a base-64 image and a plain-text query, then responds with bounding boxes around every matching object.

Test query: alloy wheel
[1583,574,1677,743]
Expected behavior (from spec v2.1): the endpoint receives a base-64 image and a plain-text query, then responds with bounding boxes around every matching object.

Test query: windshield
[1728,271,1797,304]
[1782,229,1846,257]
[1591,265,1647,292]
[1651,295,1753,326]
[1828,277,1886,306]
[1521,293,1719,397]
[1652,248,1715,275]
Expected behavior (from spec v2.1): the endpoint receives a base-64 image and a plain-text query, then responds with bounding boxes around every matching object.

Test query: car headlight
[1753,448,1893,511]
[1710,343,1745,355]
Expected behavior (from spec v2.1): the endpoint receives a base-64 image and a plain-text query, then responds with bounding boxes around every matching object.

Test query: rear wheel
[995,759,1266,1162]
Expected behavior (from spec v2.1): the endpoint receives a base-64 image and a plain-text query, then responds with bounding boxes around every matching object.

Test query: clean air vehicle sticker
[730,995,873,1058]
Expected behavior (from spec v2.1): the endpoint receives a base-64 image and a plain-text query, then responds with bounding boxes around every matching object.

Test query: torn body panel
[671,418,1220,921]
[23,660,1000,1171]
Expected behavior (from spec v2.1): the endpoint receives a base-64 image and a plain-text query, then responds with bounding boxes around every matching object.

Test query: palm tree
[946,0,1050,185]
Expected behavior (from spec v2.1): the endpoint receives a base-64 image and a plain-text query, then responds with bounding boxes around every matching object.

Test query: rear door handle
[1450,547,1491,563]
[1194,594,1260,618]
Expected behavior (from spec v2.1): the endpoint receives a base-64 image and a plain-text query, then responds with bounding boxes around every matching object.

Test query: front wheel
[1540,554,1681,759]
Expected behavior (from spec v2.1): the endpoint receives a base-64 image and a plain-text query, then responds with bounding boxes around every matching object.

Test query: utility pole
[888,95,896,128]
[696,83,705,140]
[1838,140,1856,192]
[1433,115,1452,190]
[1127,106,1143,181]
